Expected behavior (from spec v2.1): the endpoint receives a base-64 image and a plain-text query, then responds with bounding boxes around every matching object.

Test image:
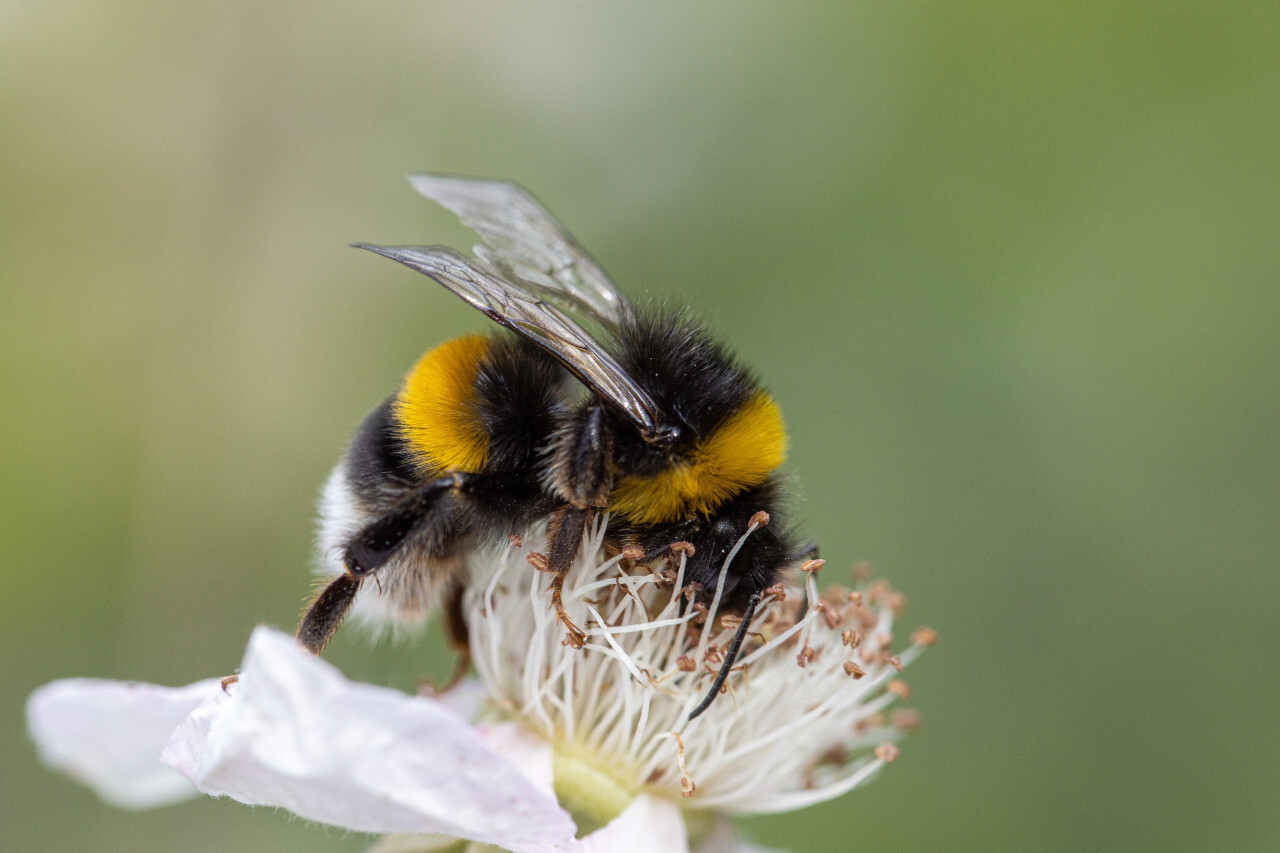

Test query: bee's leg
[440,579,471,690]
[543,404,613,648]
[687,591,763,720]
[546,505,590,648]
[561,404,613,511]
[345,474,467,573]
[296,473,465,655]
[296,573,363,655]
[227,554,387,686]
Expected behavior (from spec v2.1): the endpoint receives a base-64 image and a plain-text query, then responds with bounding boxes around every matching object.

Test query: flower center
[551,744,638,837]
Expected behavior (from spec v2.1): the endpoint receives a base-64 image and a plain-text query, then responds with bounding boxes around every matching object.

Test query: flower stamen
[463,512,929,814]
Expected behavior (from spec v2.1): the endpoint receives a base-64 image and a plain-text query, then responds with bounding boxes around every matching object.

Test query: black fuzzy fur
[600,310,795,607]
[473,337,569,471]
[606,308,757,476]
[324,310,798,650]
[346,396,420,505]
[340,337,566,562]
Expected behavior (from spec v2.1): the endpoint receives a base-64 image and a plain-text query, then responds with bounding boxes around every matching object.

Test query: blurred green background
[4,3,1278,851]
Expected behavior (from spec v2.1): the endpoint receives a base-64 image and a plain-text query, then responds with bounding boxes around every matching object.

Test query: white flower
[27,516,932,852]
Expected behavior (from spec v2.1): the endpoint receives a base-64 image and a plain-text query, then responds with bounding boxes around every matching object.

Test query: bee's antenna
[687,590,763,721]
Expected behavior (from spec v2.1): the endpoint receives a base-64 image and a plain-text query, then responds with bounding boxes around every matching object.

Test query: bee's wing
[354,244,664,438]
[407,174,628,326]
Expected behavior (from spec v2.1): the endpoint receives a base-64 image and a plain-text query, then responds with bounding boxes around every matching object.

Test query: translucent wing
[353,244,665,439]
[407,174,628,326]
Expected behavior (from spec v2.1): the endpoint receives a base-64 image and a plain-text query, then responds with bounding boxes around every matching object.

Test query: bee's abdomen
[394,334,494,475]
[344,396,421,506]
[472,337,569,471]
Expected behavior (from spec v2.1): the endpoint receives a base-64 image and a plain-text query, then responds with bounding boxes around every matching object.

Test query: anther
[669,541,696,559]
[875,744,900,763]
[507,533,523,548]
[526,552,550,572]
[796,645,816,667]
[676,655,697,672]
[911,626,939,647]
[892,708,923,732]
[822,585,849,603]
[842,628,861,647]
[843,660,866,679]
[857,713,886,731]
[621,544,645,561]
[748,510,771,528]
[887,679,911,699]
[801,558,825,573]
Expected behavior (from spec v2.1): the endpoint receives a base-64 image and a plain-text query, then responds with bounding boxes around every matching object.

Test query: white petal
[364,723,562,853]
[162,627,578,853]
[26,676,220,808]
[434,677,489,722]
[580,793,689,853]
[474,721,557,794]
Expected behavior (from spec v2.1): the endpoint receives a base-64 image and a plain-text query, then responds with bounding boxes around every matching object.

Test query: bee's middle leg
[542,404,614,649]
[546,504,591,648]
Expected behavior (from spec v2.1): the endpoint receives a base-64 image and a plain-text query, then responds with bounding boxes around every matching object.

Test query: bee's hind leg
[222,571,366,689]
[296,572,364,655]
[300,475,463,657]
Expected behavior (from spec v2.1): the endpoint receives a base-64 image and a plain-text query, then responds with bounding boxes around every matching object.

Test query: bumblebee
[302,175,808,718]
